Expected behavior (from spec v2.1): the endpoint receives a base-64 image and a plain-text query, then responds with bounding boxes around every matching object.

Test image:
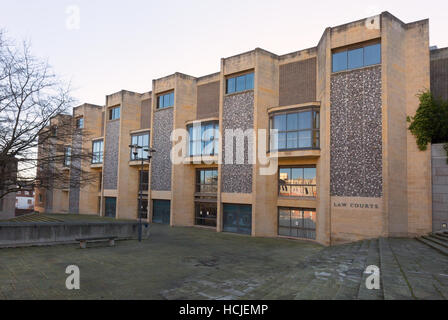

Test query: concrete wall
[432,143,448,232]
[0,221,150,247]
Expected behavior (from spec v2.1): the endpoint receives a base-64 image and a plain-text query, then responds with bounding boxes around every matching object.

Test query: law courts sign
[331,196,382,211]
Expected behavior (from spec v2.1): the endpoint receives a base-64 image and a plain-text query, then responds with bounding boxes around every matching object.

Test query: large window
[279,166,317,197]
[278,207,316,239]
[130,132,150,160]
[109,106,120,120]
[188,121,219,156]
[270,108,319,151]
[226,72,254,94]
[63,146,71,167]
[92,139,103,164]
[196,168,218,193]
[157,92,174,109]
[332,43,381,73]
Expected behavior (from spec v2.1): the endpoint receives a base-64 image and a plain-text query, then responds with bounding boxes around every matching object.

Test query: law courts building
[35,12,448,245]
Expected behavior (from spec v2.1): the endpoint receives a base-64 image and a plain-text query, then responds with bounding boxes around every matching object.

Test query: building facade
[35,12,448,245]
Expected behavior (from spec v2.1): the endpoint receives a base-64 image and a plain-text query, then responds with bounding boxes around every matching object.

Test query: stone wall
[330,65,382,198]
[221,91,254,194]
[432,143,448,232]
[103,120,120,189]
[151,108,173,191]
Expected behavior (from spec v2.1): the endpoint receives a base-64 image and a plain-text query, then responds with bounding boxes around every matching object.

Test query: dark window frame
[187,121,219,157]
[332,42,381,73]
[156,91,174,109]
[225,72,254,94]
[269,107,320,152]
[278,165,317,198]
[139,169,149,191]
[195,168,218,194]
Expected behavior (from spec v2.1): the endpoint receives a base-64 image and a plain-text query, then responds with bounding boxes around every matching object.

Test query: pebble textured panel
[69,132,82,213]
[151,108,173,191]
[103,120,119,190]
[330,66,382,198]
[221,92,254,194]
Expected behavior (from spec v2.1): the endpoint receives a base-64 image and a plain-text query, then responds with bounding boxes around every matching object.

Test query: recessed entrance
[223,204,252,235]
[152,200,170,224]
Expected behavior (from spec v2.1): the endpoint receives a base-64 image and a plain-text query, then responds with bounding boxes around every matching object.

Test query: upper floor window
[76,117,84,129]
[270,108,319,151]
[92,139,103,164]
[63,146,71,167]
[226,72,254,94]
[109,106,120,120]
[130,132,150,160]
[157,92,174,109]
[279,166,317,197]
[187,121,219,157]
[332,43,381,73]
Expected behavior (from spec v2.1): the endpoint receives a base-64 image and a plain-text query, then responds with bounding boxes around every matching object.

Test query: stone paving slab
[0,224,447,300]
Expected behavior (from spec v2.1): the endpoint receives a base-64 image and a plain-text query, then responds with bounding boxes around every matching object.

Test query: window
[195,203,217,227]
[76,117,84,129]
[332,43,381,73]
[270,108,319,151]
[139,170,149,191]
[130,132,150,160]
[27,199,32,204]
[109,106,120,120]
[92,140,103,164]
[39,194,43,203]
[63,146,71,167]
[188,121,219,156]
[279,166,317,197]
[278,207,316,239]
[226,72,254,94]
[196,168,218,193]
[137,198,148,219]
[157,92,174,109]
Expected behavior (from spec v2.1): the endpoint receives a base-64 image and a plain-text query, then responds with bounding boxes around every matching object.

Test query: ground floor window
[138,198,148,219]
[223,204,252,235]
[152,199,170,224]
[195,202,217,227]
[278,207,316,240]
[105,197,116,218]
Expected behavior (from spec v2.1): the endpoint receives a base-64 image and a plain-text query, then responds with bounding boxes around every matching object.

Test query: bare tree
[0,31,97,199]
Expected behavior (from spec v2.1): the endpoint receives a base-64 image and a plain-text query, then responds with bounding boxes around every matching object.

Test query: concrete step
[357,239,383,300]
[424,235,448,248]
[433,232,448,239]
[379,238,414,300]
[416,237,448,257]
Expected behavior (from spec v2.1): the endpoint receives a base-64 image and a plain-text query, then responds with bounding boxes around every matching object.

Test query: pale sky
[1,0,446,106]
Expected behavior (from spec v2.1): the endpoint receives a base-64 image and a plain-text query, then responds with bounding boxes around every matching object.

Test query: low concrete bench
[76,236,117,249]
